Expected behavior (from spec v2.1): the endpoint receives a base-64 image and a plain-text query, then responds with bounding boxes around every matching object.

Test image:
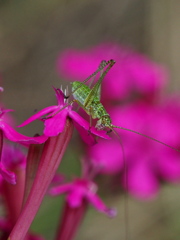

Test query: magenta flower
[50,178,116,217]
[49,177,116,240]
[87,99,180,199]
[48,153,117,240]
[0,108,47,144]
[9,119,74,240]
[56,43,167,101]
[0,144,44,240]
[87,138,124,175]
[19,87,110,145]
[0,143,26,185]
[0,108,47,184]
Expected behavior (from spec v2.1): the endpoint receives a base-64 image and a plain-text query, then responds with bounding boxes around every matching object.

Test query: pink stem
[56,200,88,240]
[22,143,44,207]
[2,168,25,225]
[8,119,73,240]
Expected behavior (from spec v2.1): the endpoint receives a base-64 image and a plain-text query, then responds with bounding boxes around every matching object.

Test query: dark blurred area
[0,0,149,135]
[1,0,180,239]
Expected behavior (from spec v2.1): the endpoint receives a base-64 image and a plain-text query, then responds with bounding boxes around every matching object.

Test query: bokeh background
[1,0,180,239]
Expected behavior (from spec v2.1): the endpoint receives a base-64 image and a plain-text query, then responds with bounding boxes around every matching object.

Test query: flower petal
[18,106,59,127]
[44,110,68,136]
[0,163,16,184]
[49,183,72,196]
[69,111,110,144]
[1,122,47,144]
[66,188,84,208]
[87,191,117,217]
[127,161,159,199]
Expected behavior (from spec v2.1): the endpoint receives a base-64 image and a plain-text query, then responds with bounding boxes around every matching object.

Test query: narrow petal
[69,111,110,144]
[87,192,117,217]
[1,122,47,144]
[53,87,66,106]
[18,106,59,127]
[49,183,72,196]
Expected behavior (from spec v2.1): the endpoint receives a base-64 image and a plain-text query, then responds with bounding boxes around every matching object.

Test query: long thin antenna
[113,125,180,153]
[111,128,129,240]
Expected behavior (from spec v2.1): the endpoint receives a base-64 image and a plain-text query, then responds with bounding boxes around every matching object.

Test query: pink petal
[66,188,84,208]
[49,183,72,196]
[127,161,159,199]
[44,110,68,136]
[1,122,47,144]
[53,87,66,106]
[18,106,59,127]
[87,192,117,217]
[88,139,124,174]
[69,111,110,144]
[158,151,180,181]
[0,163,16,184]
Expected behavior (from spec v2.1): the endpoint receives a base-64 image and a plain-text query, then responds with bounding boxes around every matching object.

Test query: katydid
[61,59,179,240]
[64,59,180,153]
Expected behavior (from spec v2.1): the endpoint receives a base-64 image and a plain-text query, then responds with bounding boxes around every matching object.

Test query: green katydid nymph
[63,59,180,153]
[58,59,180,240]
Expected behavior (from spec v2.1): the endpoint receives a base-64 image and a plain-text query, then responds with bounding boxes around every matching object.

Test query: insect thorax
[72,81,91,105]
[72,81,112,129]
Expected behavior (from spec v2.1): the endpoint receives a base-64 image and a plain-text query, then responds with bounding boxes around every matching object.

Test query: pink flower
[0,108,47,144]
[87,138,124,175]
[0,109,47,184]
[19,87,110,145]
[50,178,116,217]
[87,100,180,199]
[0,143,26,185]
[9,119,74,240]
[0,144,45,240]
[56,43,167,101]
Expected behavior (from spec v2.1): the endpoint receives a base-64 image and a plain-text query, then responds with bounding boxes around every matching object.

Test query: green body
[72,81,112,129]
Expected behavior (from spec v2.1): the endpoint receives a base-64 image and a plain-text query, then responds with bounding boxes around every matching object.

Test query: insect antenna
[112,125,180,153]
[109,127,129,240]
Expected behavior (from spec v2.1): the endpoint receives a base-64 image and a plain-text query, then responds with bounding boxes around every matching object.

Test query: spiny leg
[45,99,77,119]
[84,59,115,108]
[87,106,93,135]
[64,60,114,99]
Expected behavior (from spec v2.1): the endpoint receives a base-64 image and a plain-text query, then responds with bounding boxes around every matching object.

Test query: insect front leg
[45,99,77,119]
[87,106,94,135]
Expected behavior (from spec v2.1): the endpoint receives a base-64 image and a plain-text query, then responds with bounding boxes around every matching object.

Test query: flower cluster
[0,42,179,240]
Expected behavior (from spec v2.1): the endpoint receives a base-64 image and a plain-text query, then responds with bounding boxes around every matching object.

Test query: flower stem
[22,142,44,207]
[56,200,88,240]
[8,118,73,240]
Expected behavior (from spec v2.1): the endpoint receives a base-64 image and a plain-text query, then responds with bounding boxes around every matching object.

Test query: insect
[60,59,180,240]
[63,59,180,153]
